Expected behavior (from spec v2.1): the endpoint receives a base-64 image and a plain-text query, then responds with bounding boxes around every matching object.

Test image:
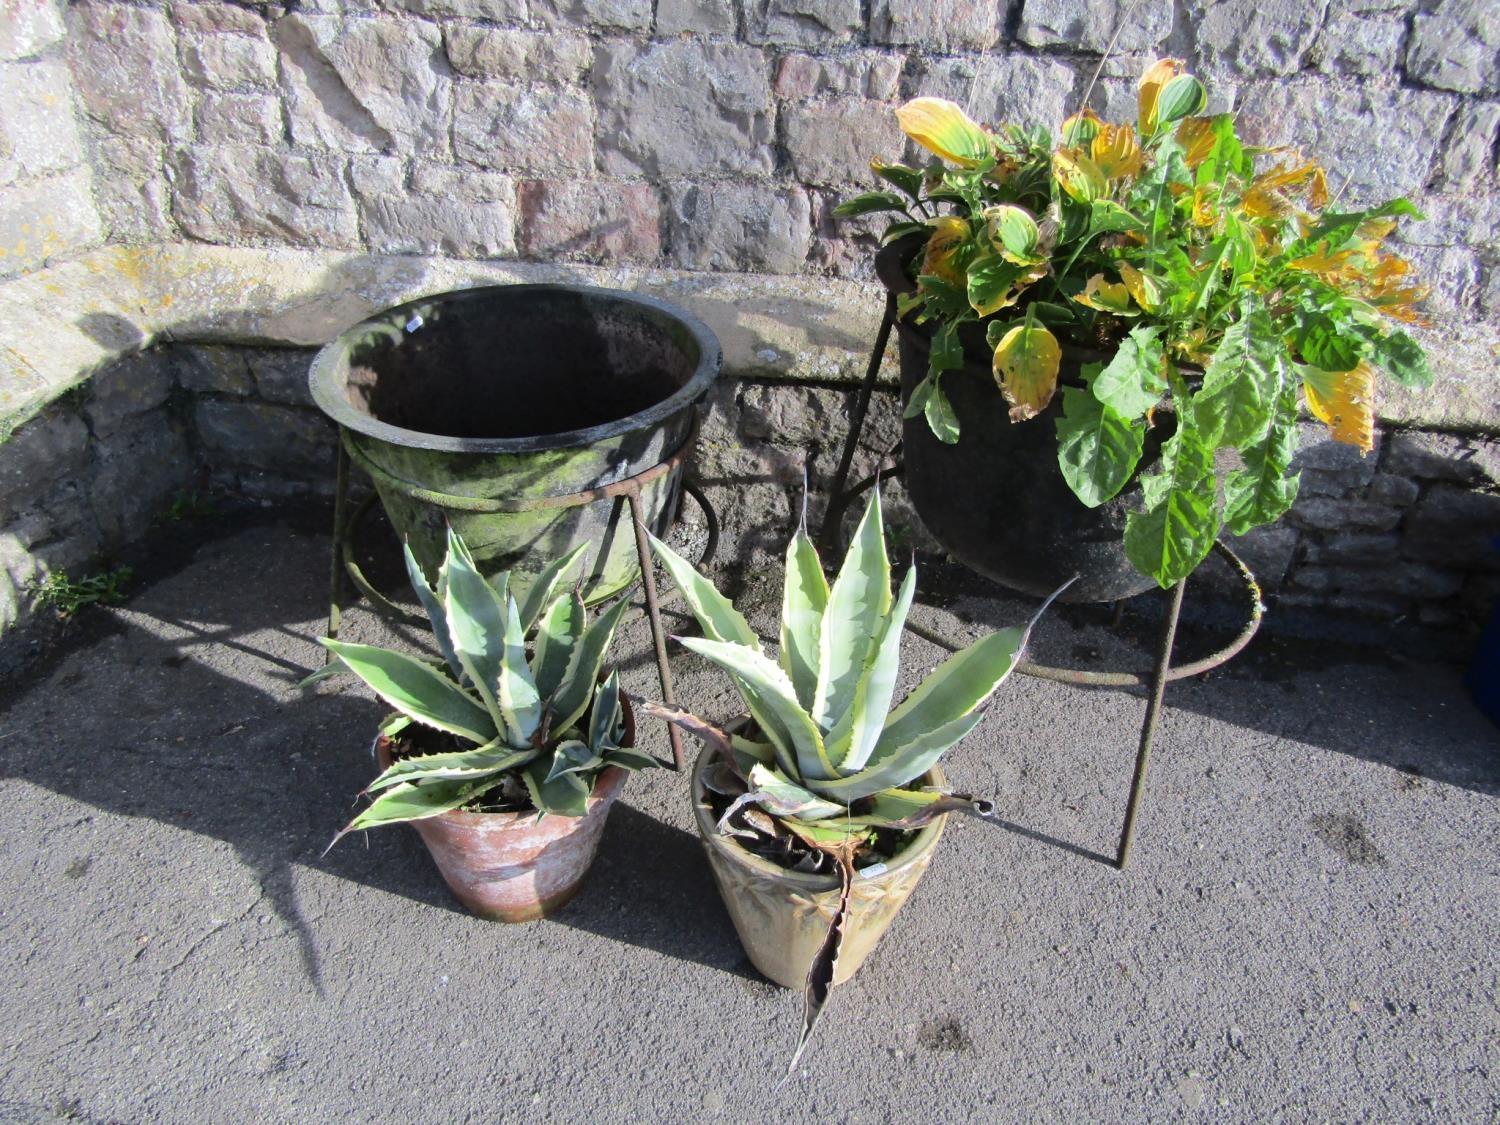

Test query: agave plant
[318,529,655,849]
[644,489,1063,1069]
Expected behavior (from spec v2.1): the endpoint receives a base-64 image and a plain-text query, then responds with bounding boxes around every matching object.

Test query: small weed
[167,489,219,521]
[32,565,134,617]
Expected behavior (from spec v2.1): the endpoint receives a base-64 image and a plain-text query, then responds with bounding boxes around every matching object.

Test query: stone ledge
[3,243,1496,439]
[0,244,904,431]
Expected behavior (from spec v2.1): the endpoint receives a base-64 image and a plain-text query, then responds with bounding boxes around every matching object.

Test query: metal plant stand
[822,298,1263,869]
[326,427,719,773]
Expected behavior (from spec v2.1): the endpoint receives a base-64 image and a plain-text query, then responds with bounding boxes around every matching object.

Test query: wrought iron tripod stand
[820,295,1264,869]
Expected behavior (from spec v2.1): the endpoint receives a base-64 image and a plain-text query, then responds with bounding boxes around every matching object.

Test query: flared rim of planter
[689,741,948,893]
[309,282,722,455]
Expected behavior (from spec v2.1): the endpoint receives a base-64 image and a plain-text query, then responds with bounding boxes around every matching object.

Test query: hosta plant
[644,490,1064,1070]
[318,530,654,849]
[838,57,1433,589]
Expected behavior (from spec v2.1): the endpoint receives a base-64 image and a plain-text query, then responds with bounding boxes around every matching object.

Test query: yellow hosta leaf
[895,98,992,167]
[1053,147,1107,202]
[1288,247,1358,277]
[1092,123,1143,181]
[1191,184,1219,227]
[921,215,970,285]
[1072,273,1135,314]
[1119,263,1163,312]
[1303,362,1375,454]
[1241,183,1290,221]
[1368,283,1431,325]
[1359,217,1399,242]
[1060,107,1102,147]
[1176,116,1216,168]
[992,321,1061,422]
[1137,57,1184,135]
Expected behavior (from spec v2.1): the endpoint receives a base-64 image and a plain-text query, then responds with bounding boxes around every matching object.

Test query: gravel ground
[0,512,1495,1123]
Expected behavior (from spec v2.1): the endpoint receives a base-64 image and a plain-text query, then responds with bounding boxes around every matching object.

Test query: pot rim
[309,282,723,455]
[372,686,635,828]
[689,737,948,894]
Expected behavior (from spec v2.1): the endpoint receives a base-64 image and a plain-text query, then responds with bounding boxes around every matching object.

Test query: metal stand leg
[627,489,686,772]
[327,434,351,646]
[819,293,896,556]
[1114,578,1187,869]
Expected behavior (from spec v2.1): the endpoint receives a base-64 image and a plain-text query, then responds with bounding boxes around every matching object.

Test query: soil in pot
[690,743,947,989]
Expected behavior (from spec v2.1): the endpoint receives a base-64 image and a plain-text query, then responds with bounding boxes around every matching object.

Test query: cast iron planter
[310,284,721,603]
[876,240,1171,604]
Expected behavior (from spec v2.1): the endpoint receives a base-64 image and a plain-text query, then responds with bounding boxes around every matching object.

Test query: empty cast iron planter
[875,240,1172,604]
[310,284,722,603]
[691,743,948,989]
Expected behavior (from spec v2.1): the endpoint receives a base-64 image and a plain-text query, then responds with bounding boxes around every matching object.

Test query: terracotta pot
[376,693,634,923]
[690,743,947,988]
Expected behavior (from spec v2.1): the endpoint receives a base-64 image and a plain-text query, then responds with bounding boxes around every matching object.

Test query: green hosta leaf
[780,522,829,712]
[872,625,1026,763]
[1088,199,1147,236]
[903,373,935,420]
[646,533,759,650]
[1029,300,1079,326]
[1294,313,1362,373]
[544,739,603,783]
[1123,407,1221,587]
[813,490,892,734]
[810,712,984,803]
[678,635,835,782]
[915,273,970,320]
[549,596,630,736]
[967,254,1029,317]
[828,565,917,774]
[320,639,495,744]
[929,319,964,374]
[881,219,929,245]
[532,589,585,701]
[1363,327,1431,389]
[1055,379,1146,509]
[1155,74,1207,128]
[925,377,960,444]
[1293,198,1422,257]
[1092,325,1166,420]
[365,738,535,793]
[522,758,591,817]
[336,776,493,843]
[517,543,588,636]
[441,528,513,734]
[833,190,909,219]
[403,542,463,682]
[1196,294,1286,449]
[588,670,622,751]
[871,159,925,200]
[1224,372,1302,535]
[497,595,542,745]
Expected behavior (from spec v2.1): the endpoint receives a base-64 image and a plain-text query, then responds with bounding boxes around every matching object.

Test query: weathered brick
[1403,483,1500,570]
[531,0,653,31]
[83,351,175,438]
[871,0,1002,51]
[1187,0,1327,77]
[656,0,737,35]
[1437,102,1500,191]
[1019,0,1173,53]
[667,183,810,274]
[90,137,174,244]
[180,33,277,88]
[744,0,863,47]
[1310,8,1405,77]
[0,168,102,277]
[774,52,902,101]
[784,98,904,186]
[453,84,594,174]
[594,41,772,176]
[1287,497,1403,532]
[195,91,284,146]
[88,414,192,543]
[170,1,269,35]
[362,182,517,258]
[170,145,360,249]
[0,408,88,519]
[0,61,84,186]
[444,27,591,83]
[517,180,661,263]
[174,346,256,396]
[194,399,335,474]
[1386,430,1500,485]
[1406,0,1498,95]
[68,3,191,141]
[912,56,1079,134]
[0,0,65,60]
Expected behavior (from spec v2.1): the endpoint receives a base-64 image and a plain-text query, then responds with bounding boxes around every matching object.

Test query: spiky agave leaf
[824,563,917,774]
[780,516,828,713]
[646,532,760,649]
[812,490,891,733]
[403,540,464,682]
[326,775,495,853]
[548,597,631,735]
[363,737,537,793]
[440,527,520,741]
[532,589,585,701]
[319,638,496,744]
[495,593,542,744]
[517,542,590,635]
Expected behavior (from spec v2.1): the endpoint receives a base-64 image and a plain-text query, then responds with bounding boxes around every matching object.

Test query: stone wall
[0,0,1498,644]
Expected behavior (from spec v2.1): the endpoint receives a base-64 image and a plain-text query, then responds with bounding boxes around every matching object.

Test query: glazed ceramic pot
[690,743,947,988]
[376,693,634,923]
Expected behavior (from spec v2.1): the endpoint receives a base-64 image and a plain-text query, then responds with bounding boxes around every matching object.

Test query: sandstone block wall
[0,0,1498,645]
